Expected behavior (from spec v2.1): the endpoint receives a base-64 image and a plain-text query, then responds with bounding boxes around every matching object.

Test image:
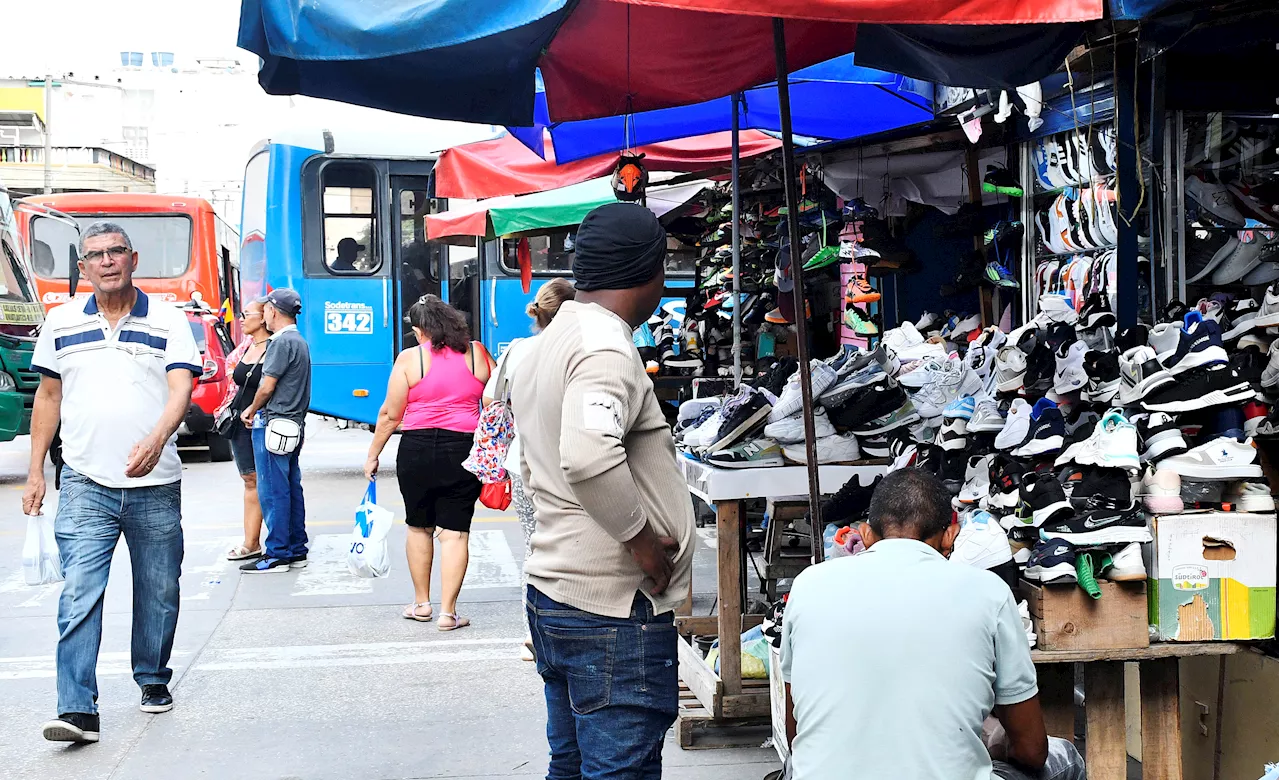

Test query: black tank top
[232,359,263,412]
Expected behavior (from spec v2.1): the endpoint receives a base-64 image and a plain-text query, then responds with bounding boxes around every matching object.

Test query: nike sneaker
[994,398,1034,451]
[958,454,995,505]
[1053,340,1090,394]
[844,305,880,336]
[1040,498,1152,545]
[951,510,1014,569]
[1024,539,1079,584]
[1140,362,1254,413]
[1020,471,1074,526]
[1080,350,1121,404]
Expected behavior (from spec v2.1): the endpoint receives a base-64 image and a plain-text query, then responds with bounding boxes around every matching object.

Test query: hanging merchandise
[612,153,649,202]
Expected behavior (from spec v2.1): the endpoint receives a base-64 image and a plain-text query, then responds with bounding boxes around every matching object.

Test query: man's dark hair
[407,294,471,353]
[866,468,953,540]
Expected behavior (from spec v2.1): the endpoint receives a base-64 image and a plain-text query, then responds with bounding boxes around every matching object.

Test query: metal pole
[772,18,824,563]
[1114,39,1139,328]
[730,92,743,388]
[42,74,53,194]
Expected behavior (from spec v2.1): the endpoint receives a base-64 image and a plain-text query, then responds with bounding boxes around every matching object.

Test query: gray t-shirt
[781,538,1039,780]
[261,326,311,424]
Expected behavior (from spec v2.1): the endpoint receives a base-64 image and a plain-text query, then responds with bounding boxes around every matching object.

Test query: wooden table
[676,457,885,719]
[1031,642,1254,780]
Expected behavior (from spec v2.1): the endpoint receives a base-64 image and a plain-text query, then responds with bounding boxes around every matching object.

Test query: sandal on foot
[437,613,470,632]
[226,544,263,561]
[401,603,433,622]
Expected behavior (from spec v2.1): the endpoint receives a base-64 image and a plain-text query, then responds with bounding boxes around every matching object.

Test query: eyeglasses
[81,246,131,263]
[239,310,263,319]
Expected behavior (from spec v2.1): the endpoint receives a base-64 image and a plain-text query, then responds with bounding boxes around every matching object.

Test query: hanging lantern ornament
[611,153,648,202]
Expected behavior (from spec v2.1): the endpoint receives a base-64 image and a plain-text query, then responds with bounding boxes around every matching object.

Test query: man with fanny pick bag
[238,288,312,574]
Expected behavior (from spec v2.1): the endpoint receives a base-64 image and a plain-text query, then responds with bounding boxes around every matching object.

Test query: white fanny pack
[264,417,302,455]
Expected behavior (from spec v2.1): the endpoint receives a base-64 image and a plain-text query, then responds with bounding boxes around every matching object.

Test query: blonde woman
[484,278,574,660]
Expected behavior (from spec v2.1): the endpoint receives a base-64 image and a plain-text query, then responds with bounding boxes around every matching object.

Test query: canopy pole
[731,92,743,389]
[772,18,823,563]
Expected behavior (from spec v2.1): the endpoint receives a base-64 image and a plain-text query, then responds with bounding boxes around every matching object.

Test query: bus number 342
[325,310,373,334]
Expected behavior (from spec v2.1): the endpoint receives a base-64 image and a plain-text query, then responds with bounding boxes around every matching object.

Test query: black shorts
[396,428,482,533]
[230,424,255,476]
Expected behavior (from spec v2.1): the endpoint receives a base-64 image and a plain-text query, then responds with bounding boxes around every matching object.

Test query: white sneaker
[1103,542,1147,582]
[1224,480,1276,512]
[946,312,982,341]
[768,361,837,423]
[1161,436,1264,480]
[1019,599,1037,649]
[782,433,860,465]
[682,410,724,448]
[994,398,1033,451]
[883,322,948,362]
[951,510,1014,569]
[1037,293,1080,325]
[764,407,835,444]
[1064,409,1141,472]
[1148,321,1183,365]
[958,454,994,505]
[935,416,969,452]
[1140,467,1183,514]
[994,346,1028,393]
[969,396,1007,433]
[1053,340,1090,394]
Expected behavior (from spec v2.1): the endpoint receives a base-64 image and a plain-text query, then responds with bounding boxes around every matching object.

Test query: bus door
[300,157,396,424]
[388,173,440,352]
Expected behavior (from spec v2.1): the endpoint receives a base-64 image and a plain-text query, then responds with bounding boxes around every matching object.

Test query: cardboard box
[1149,512,1277,641]
[1022,580,1150,651]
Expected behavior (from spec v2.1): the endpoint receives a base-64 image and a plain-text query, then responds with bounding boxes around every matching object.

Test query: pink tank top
[401,346,485,433]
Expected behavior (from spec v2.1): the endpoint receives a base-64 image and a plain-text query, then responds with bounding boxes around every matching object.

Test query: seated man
[781,468,1085,780]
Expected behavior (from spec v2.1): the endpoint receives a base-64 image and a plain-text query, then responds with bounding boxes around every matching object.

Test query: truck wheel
[207,435,233,463]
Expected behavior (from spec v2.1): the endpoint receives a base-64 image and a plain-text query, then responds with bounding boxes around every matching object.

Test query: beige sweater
[511,300,695,618]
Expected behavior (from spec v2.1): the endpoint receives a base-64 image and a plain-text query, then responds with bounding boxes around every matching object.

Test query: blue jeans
[993,737,1088,780]
[526,586,679,780]
[54,467,183,715]
[252,425,307,561]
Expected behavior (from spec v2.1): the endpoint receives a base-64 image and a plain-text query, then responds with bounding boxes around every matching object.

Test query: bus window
[395,187,441,347]
[321,162,378,274]
[37,215,192,279]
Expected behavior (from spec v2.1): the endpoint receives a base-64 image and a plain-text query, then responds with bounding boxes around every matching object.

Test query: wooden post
[1084,661,1128,780]
[1036,663,1076,740]
[1140,658,1184,780]
[717,500,743,696]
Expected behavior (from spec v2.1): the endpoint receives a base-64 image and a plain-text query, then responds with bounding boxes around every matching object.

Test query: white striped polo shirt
[32,291,201,488]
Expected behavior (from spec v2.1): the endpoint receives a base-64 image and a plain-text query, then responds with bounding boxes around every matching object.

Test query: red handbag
[479,480,512,511]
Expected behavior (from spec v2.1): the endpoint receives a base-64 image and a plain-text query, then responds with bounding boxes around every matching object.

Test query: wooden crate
[1022,580,1149,651]
[677,683,772,749]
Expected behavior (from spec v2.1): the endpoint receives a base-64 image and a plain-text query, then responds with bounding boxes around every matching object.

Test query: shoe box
[1147,512,1277,641]
[1020,580,1149,651]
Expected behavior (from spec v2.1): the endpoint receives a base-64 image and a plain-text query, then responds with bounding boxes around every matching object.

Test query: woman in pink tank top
[364,295,493,630]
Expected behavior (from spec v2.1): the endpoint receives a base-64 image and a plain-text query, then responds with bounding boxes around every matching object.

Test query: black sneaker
[941,452,968,493]
[707,390,773,453]
[1044,322,1077,354]
[1079,293,1118,329]
[1067,466,1132,511]
[1040,499,1150,545]
[1024,539,1079,583]
[828,382,905,432]
[1115,325,1149,354]
[140,684,174,713]
[1184,225,1236,283]
[1141,362,1254,413]
[1022,342,1057,394]
[1136,412,1188,463]
[288,555,309,569]
[1081,350,1121,403]
[1020,472,1074,526]
[982,165,1024,197]
[1159,299,1190,325]
[1229,348,1267,389]
[240,557,291,573]
[913,443,946,478]
[819,472,881,524]
[42,712,100,743]
[987,454,1027,510]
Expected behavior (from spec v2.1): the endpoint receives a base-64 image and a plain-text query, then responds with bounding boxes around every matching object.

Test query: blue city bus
[239,130,693,426]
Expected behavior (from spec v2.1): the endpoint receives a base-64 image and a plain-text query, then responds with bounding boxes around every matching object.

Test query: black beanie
[571,202,667,291]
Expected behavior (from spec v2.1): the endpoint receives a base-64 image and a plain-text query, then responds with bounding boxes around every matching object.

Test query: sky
[0,0,499,221]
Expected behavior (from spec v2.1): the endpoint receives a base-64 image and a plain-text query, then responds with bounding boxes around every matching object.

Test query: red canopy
[434,130,782,200]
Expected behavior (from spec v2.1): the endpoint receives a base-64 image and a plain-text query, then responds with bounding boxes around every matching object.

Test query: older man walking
[238,288,312,574]
[512,202,695,780]
[24,221,201,744]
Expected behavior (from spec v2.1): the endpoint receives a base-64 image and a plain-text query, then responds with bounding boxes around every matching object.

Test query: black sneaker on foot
[288,555,309,569]
[42,712,100,743]
[140,684,174,713]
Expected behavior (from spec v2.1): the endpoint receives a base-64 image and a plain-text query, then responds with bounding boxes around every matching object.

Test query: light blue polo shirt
[781,538,1038,780]
[32,292,201,488]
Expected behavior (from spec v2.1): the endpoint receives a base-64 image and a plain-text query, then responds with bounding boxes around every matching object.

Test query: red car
[179,307,235,462]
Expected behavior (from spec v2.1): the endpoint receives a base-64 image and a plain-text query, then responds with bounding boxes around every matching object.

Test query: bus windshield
[31,214,193,279]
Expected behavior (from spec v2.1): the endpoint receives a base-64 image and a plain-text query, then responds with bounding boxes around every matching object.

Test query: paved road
[0,418,777,780]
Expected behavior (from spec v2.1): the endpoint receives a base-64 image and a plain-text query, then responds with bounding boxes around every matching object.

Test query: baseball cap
[258,288,302,316]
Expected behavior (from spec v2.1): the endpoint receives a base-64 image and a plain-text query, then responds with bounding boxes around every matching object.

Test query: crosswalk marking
[193,638,527,671]
[0,650,190,680]
[290,534,373,596]
[462,529,521,589]
[182,536,240,601]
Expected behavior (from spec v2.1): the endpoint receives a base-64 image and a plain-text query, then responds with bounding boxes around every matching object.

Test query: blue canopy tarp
[508,56,934,164]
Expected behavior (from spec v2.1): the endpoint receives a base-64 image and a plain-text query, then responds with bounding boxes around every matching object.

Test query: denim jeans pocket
[543,625,617,715]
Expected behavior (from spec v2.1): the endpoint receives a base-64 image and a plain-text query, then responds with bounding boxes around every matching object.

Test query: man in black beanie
[510,202,695,778]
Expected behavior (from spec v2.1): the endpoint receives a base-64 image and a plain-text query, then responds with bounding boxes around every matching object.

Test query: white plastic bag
[22,513,63,586]
[346,481,393,578]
